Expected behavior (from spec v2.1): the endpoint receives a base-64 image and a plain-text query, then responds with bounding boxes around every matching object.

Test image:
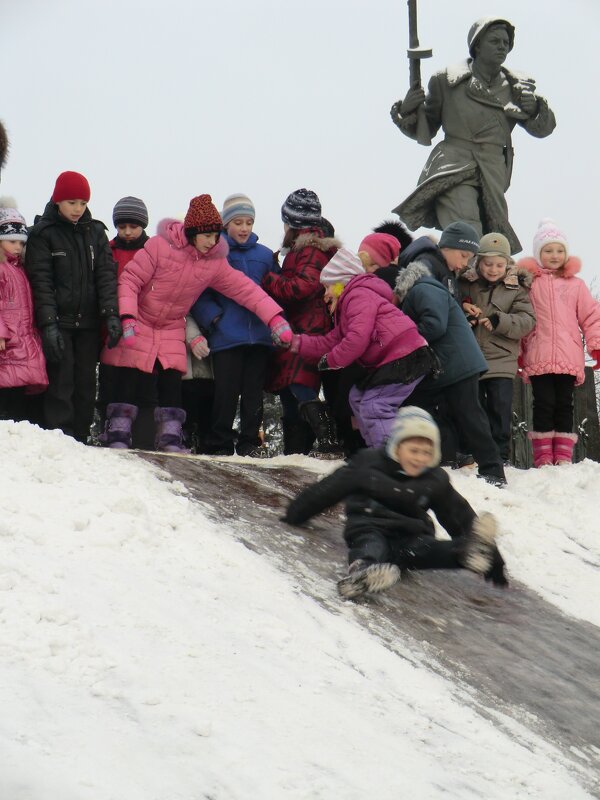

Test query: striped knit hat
[385,406,441,467]
[0,198,27,241]
[184,194,222,235]
[320,248,365,286]
[221,193,255,227]
[281,188,322,229]
[112,196,149,229]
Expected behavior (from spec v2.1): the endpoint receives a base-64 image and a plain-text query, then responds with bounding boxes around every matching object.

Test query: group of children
[1,176,599,480]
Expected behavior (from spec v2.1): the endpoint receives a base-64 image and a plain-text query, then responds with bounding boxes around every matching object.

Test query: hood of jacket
[394,261,433,303]
[518,255,582,280]
[460,263,533,289]
[156,218,229,259]
[292,231,341,253]
[398,235,440,268]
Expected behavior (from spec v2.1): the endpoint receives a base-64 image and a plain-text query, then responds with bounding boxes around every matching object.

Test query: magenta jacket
[519,256,600,387]
[296,273,427,369]
[0,253,48,392]
[101,220,282,374]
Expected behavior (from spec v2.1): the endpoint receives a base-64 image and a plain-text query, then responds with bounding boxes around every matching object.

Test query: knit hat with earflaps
[0,198,27,241]
[320,248,365,286]
[532,218,569,264]
[385,406,441,467]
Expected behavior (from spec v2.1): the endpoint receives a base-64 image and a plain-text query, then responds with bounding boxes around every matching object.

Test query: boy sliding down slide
[282,406,508,599]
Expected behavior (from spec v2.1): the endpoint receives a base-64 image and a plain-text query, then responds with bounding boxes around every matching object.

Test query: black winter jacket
[284,447,476,542]
[25,202,118,330]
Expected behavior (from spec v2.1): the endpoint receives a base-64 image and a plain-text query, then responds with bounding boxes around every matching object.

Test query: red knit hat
[51,171,91,203]
[358,233,401,267]
[184,194,222,234]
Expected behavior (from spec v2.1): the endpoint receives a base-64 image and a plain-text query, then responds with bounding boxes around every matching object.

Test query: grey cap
[477,232,513,262]
[438,221,480,253]
[112,196,149,229]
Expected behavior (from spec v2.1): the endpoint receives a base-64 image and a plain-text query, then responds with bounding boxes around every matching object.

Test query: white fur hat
[320,247,365,286]
[385,406,441,467]
[533,218,568,264]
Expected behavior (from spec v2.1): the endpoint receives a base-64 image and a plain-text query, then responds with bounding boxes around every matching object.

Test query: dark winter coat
[458,265,535,379]
[284,446,476,544]
[394,261,487,389]
[25,202,118,330]
[262,230,339,392]
[191,232,275,353]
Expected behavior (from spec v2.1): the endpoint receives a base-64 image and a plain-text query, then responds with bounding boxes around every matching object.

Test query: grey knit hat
[385,406,441,467]
[281,188,322,229]
[112,196,149,228]
[439,221,480,254]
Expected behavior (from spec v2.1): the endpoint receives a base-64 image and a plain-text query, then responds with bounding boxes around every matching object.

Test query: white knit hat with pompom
[532,218,568,264]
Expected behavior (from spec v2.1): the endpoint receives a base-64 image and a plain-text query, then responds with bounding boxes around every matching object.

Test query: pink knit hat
[320,248,365,286]
[358,233,401,267]
[533,218,569,264]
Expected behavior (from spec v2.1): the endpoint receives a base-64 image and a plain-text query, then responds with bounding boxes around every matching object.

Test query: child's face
[0,239,24,257]
[478,255,508,282]
[117,223,144,242]
[394,437,435,476]
[227,216,254,245]
[358,251,377,274]
[193,232,219,255]
[540,243,567,271]
[442,248,474,272]
[57,199,87,223]
[323,284,342,314]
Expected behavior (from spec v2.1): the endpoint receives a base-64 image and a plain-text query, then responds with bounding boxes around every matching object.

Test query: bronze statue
[390,17,556,253]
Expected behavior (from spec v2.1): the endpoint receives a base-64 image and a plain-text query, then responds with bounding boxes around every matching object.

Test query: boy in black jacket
[25,171,121,442]
[283,406,508,599]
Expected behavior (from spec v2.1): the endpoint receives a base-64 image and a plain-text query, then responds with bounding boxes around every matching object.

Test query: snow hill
[1,421,599,800]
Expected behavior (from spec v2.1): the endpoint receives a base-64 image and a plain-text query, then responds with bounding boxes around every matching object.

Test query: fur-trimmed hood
[517,255,582,279]
[157,218,229,259]
[394,260,432,303]
[291,231,341,253]
[460,263,533,289]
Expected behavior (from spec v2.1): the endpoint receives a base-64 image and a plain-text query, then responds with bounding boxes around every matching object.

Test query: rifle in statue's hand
[405,0,432,145]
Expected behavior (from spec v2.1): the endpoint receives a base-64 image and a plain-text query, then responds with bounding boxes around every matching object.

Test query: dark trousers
[117,363,182,408]
[408,375,504,479]
[181,378,215,450]
[479,377,514,461]
[0,387,44,426]
[209,345,270,452]
[530,374,576,432]
[44,328,99,443]
[348,530,461,570]
[322,365,367,455]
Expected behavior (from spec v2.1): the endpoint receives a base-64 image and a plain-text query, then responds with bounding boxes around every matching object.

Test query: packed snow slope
[1,421,599,800]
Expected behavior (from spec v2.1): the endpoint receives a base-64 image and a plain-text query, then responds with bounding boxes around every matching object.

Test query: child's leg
[209,347,244,453]
[44,328,76,437]
[72,329,100,444]
[346,530,392,566]
[155,365,183,408]
[479,377,513,462]
[349,380,421,448]
[553,374,576,433]
[389,534,461,570]
[530,374,556,432]
[238,345,270,452]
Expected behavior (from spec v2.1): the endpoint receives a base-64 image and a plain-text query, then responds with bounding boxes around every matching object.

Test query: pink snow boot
[553,432,578,465]
[528,431,554,467]
[99,403,138,449]
[154,407,190,453]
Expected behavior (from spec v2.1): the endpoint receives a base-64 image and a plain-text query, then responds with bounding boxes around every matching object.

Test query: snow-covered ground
[1,421,598,799]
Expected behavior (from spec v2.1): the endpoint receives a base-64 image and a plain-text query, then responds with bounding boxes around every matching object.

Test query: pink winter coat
[101,220,282,374]
[297,273,427,369]
[0,253,48,392]
[519,256,600,387]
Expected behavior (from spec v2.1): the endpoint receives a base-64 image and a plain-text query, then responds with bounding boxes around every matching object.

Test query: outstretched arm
[283,462,360,525]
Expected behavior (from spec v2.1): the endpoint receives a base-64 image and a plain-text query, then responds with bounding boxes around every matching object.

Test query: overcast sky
[2,1,599,283]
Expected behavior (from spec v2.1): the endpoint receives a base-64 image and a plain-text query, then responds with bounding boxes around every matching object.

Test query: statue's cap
[468,17,515,58]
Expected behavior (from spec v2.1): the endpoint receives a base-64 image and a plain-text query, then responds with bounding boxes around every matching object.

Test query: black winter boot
[281,417,313,455]
[299,400,344,459]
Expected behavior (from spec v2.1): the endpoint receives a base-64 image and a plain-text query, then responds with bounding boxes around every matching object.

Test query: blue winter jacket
[191,232,276,352]
[395,262,487,389]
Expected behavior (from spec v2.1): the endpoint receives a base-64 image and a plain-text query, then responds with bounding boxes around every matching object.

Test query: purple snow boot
[99,403,138,449]
[154,407,190,453]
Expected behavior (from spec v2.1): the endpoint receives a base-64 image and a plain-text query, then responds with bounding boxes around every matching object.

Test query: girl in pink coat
[287,248,438,448]
[0,200,48,422]
[100,194,288,451]
[519,219,600,466]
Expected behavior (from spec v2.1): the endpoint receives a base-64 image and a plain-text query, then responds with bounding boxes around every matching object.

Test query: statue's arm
[519,95,556,138]
[390,74,443,142]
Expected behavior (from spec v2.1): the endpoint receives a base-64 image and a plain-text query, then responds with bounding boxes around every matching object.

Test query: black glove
[485,547,509,587]
[106,315,123,349]
[41,323,65,363]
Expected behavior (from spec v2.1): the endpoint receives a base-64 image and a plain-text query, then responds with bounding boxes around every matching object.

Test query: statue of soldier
[390,17,556,253]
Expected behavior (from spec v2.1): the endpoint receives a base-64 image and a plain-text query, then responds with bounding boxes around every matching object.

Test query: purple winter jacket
[296,273,427,369]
